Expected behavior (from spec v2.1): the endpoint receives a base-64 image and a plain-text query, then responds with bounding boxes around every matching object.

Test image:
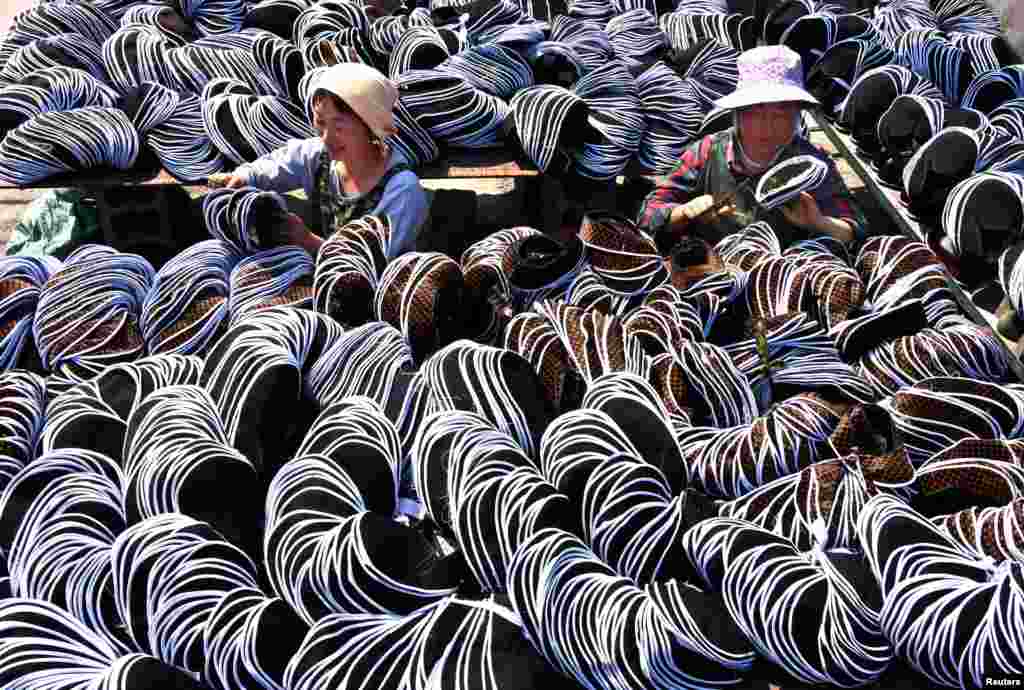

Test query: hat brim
[714,84,819,111]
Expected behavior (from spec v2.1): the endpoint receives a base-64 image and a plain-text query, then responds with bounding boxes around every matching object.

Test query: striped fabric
[141,241,242,356]
[201,92,313,164]
[0,33,107,85]
[398,69,510,149]
[684,517,894,686]
[0,371,45,490]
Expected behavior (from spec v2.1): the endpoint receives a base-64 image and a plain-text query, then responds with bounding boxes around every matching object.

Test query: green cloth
[7,189,100,259]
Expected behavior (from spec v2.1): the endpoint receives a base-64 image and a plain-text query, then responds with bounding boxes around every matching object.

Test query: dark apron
[696,132,808,248]
[310,150,410,236]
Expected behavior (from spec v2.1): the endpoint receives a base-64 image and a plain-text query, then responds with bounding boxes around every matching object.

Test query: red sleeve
[637,135,715,234]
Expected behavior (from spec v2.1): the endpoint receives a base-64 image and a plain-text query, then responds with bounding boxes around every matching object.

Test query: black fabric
[244,0,307,39]
[903,128,979,223]
[832,299,929,362]
[762,0,810,46]
[699,132,813,247]
[415,188,480,257]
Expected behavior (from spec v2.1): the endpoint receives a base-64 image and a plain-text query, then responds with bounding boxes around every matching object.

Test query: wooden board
[0,148,546,190]
[419,149,540,179]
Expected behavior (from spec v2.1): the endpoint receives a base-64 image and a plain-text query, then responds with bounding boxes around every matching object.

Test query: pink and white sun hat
[714,45,820,111]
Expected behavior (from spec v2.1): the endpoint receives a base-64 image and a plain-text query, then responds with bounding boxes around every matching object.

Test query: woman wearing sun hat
[637,45,866,251]
[214,62,429,259]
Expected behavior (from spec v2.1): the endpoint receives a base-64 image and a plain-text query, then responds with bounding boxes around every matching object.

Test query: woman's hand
[284,213,309,243]
[780,192,824,229]
[669,194,735,230]
[284,213,325,256]
[208,172,248,189]
[781,192,855,243]
[656,194,735,254]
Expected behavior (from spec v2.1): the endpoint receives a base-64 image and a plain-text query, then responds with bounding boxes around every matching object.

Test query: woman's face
[737,102,802,162]
[363,0,403,19]
[312,96,373,161]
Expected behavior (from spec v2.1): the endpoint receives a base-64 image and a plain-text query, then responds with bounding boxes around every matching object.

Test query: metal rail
[813,114,1024,383]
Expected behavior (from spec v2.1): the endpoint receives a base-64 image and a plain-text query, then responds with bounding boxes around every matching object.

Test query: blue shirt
[236,137,430,259]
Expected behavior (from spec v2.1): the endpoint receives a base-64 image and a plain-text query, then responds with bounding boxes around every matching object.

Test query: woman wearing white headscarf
[216,63,429,259]
[638,46,865,250]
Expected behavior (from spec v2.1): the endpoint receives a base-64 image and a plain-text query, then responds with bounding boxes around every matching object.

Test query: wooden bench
[0,149,547,259]
[0,148,545,189]
[0,167,206,264]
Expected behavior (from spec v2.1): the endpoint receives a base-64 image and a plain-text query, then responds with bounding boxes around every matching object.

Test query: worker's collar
[728,127,801,178]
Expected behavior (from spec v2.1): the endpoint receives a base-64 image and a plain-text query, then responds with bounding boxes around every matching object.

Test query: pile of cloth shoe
[2,0,1024,688]
[1,0,1018,230]
[777,0,1024,383]
[2,196,1024,688]
[3,0,942,187]
[0,0,757,184]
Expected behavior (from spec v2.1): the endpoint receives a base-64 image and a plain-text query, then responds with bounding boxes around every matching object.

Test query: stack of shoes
[0,0,1021,687]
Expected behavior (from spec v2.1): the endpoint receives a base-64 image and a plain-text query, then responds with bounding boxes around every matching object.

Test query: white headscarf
[313,63,398,140]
